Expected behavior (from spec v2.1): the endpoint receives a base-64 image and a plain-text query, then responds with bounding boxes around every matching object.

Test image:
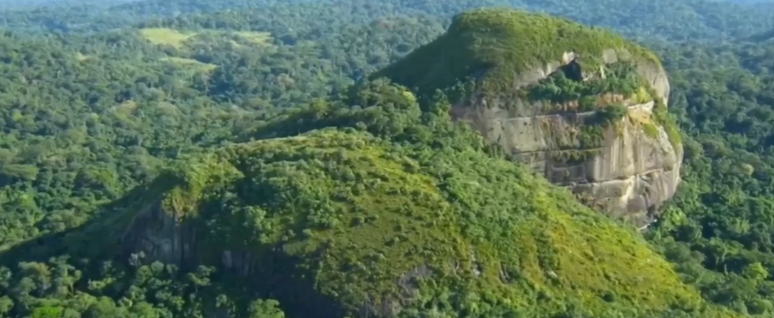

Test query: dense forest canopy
[2,0,774,41]
[0,0,138,9]
[0,0,773,317]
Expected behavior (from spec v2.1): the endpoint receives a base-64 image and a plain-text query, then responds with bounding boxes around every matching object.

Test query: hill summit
[375,8,683,226]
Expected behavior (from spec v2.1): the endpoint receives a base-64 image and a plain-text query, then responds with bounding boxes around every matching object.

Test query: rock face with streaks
[374,9,682,226]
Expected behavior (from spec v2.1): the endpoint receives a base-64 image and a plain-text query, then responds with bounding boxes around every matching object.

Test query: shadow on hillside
[0,183,156,267]
[0,181,347,318]
[747,28,774,42]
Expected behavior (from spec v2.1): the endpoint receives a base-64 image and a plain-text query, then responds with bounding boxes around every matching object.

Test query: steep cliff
[373,8,683,226]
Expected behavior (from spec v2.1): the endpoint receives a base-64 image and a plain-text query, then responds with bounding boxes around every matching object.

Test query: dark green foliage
[527,62,643,107]
[643,41,774,316]
[578,125,605,148]
[0,256,285,318]
[0,0,771,317]
[594,103,629,125]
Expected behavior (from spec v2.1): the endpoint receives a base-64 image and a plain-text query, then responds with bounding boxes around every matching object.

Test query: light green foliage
[160,57,217,72]
[248,299,285,318]
[160,154,243,217]
[233,31,273,46]
[139,28,198,48]
[642,121,660,138]
[652,97,682,147]
[132,81,726,317]
[141,28,272,73]
[374,8,659,97]
[140,28,273,50]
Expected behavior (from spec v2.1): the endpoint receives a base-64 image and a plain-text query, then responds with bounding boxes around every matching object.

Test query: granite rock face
[449,50,681,227]
[373,8,683,226]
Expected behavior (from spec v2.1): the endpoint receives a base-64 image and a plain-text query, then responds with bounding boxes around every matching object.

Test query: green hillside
[1,80,733,318]
[374,8,658,95]
[0,0,774,317]
[117,87,723,316]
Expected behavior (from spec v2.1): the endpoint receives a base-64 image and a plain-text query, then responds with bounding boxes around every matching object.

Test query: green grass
[74,52,91,61]
[642,121,660,138]
[114,100,137,114]
[139,28,273,50]
[374,8,660,97]
[160,57,217,72]
[139,28,198,49]
[234,31,273,46]
[653,101,682,147]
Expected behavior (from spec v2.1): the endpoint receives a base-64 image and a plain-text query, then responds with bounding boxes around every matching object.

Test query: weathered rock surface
[450,52,682,226]
[374,9,683,226]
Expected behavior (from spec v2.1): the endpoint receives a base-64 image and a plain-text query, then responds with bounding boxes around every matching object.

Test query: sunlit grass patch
[160,57,217,72]
[75,52,91,61]
[140,28,198,49]
[234,31,273,46]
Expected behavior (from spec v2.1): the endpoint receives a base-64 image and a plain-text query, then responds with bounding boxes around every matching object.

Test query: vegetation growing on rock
[527,61,644,110]
[372,8,679,171]
[373,8,660,96]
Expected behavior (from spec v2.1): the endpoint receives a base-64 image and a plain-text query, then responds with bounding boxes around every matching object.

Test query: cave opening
[559,59,583,81]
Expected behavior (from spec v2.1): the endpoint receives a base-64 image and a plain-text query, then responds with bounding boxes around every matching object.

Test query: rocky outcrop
[374,9,683,226]
[121,200,196,265]
[121,198,262,277]
[450,51,681,227]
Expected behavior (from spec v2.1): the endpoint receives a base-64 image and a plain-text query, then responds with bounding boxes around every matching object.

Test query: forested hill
[0,0,773,317]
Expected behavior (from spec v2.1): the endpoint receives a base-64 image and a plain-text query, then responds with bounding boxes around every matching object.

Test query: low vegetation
[139,27,197,48]
[527,61,645,110]
[374,9,659,96]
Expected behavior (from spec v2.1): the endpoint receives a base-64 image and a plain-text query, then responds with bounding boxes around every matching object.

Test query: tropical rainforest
[0,0,773,317]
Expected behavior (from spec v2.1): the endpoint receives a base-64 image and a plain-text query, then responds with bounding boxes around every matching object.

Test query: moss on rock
[159,154,244,218]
